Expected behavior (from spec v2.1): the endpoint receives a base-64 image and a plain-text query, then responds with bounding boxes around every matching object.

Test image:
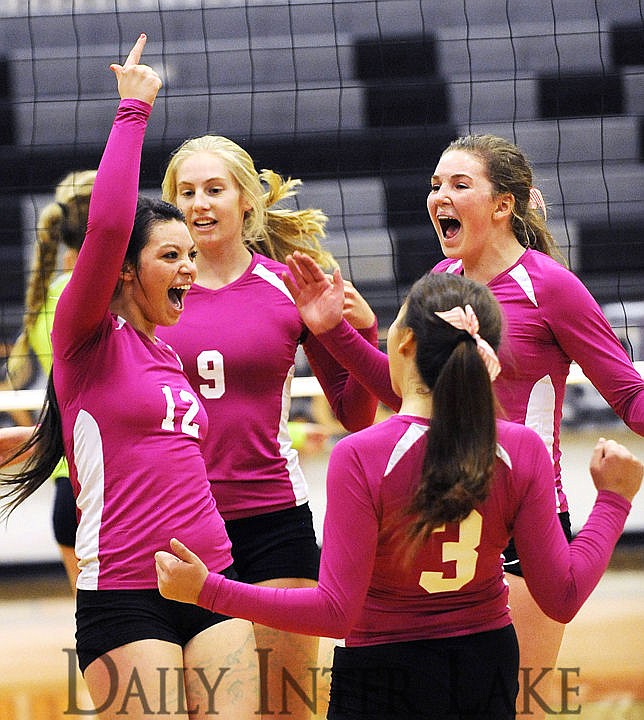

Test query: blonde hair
[6,170,97,389]
[162,135,335,268]
[445,134,567,266]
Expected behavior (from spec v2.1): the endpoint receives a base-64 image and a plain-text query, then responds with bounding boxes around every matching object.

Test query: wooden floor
[0,547,642,719]
[1,424,642,718]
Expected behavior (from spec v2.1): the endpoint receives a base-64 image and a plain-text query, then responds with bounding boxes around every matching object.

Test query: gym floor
[0,549,641,719]
[1,425,642,719]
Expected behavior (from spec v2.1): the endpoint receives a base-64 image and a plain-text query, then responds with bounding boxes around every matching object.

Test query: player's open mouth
[438,216,461,239]
[168,284,191,310]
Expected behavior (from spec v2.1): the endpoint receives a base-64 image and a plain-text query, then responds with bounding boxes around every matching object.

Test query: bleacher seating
[0,1,641,337]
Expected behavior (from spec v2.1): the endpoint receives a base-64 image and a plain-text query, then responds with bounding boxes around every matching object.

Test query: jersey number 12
[161,386,201,438]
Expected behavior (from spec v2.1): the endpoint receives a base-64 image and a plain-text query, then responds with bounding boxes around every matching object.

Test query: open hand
[590,437,643,503]
[155,538,208,605]
[110,33,162,106]
[283,251,345,334]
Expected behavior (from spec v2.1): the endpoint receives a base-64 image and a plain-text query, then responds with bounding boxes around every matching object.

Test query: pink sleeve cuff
[197,571,225,612]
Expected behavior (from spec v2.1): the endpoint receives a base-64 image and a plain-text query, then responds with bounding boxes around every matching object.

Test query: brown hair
[445,134,566,265]
[402,272,502,551]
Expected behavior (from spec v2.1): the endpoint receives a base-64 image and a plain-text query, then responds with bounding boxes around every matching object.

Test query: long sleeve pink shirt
[197,416,630,642]
[157,253,379,520]
[52,99,232,589]
[434,250,644,511]
[306,250,644,513]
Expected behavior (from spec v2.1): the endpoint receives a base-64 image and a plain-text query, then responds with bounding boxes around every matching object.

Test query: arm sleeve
[546,272,644,435]
[52,99,151,357]
[198,438,378,637]
[512,434,631,623]
[310,319,402,411]
[303,320,380,432]
[28,292,57,374]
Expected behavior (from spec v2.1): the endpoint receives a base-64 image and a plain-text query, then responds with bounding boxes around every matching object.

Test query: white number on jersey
[197,349,225,399]
[161,385,201,438]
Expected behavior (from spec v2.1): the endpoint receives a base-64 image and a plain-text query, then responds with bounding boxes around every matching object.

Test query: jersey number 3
[418,510,483,593]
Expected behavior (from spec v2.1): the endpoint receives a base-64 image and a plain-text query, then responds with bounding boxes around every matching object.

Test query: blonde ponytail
[249,169,333,268]
[5,170,96,390]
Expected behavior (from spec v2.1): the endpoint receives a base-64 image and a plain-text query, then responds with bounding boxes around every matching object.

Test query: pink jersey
[307,250,644,513]
[198,415,631,643]
[434,250,644,511]
[157,255,378,520]
[52,99,232,590]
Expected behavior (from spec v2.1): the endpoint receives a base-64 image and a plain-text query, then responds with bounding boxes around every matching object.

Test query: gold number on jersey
[418,510,483,593]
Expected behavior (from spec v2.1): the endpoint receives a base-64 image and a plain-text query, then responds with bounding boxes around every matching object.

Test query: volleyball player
[427,134,644,715]
[275,133,644,718]
[1,35,257,719]
[0,169,96,590]
[156,271,642,720]
[156,135,379,718]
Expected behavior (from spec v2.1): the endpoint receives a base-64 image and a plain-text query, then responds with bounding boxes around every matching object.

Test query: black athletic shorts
[75,565,236,674]
[328,625,519,720]
[52,476,77,548]
[224,503,320,584]
[503,511,572,577]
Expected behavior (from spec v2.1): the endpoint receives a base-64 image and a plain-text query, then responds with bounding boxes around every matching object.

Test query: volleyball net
[0,0,642,416]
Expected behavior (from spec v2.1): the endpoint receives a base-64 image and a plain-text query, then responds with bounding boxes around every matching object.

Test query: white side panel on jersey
[73,409,105,590]
[252,262,295,302]
[277,364,309,505]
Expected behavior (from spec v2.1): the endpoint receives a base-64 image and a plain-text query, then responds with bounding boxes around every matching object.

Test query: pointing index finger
[123,33,147,68]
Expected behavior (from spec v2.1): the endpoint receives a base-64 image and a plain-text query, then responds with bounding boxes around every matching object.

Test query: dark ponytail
[1,196,187,519]
[403,273,502,546]
[0,372,65,520]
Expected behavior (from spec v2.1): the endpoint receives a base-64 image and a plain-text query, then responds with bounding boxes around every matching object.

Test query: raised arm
[515,436,641,623]
[302,276,380,431]
[548,270,644,435]
[52,35,161,355]
[303,328,380,432]
[284,251,401,411]
[157,437,378,637]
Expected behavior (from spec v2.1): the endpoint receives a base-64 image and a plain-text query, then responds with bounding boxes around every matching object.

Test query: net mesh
[0,0,642,377]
